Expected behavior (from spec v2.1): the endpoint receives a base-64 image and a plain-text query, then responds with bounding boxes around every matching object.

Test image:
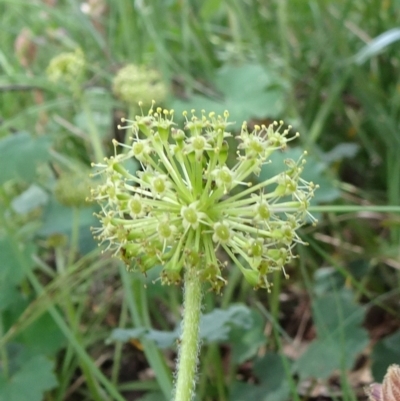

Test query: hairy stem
[173,269,203,401]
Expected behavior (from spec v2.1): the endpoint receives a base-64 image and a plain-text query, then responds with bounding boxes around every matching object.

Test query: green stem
[0,316,9,379]
[275,0,302,126]
[67,208,80,267]
[174,269,203,401]
[56,251,103,401]
[25,268,126,401]
[308,205,400,213]
[210,344,227,401]
[0,207,121,400]
[81,94,104,163]
[112,298,128,385]
[120,267,172,399]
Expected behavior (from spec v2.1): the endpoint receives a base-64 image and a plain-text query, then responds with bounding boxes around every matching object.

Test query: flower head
[91,103,317,292]
[54,171,92,208]
[46,48,85,91]
[112,64,167,107]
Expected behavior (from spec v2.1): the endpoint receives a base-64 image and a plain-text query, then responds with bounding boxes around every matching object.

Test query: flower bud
[54,172,91,208]
[365,364,400,401]
[212,221,232,244]
[112,64,167,107]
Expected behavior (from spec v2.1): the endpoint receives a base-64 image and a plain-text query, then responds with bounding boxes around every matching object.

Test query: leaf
[11,184,49,214]
[172,63,286,129]
[38,197,97,254]
[111,327,179,349]
[200,0,223,19]
[354,28,400,64]
[172,95,226,124]
[1,290,65,356]
[39,198,97,235]
[253,353,291,401]
[313,267,345,296]
[258,146,340,204]
[214,64,285,121]
[228,309,266,364]
[200,304,253,342]
[0,286,20,312]
[110,304,255,348]
[371,330,400,382]
[15,313,65,357]
[323,143,360,163]
[230,353,290,401]
[293,288,368,380]
[136,392,166,401]
[0,354,57,401]
[313,289,365,333]
[313,262,369,296]
[0,132,51,185]
[0,236,35,286]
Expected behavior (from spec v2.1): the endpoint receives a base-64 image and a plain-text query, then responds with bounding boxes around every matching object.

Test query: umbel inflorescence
[91,102,317,292]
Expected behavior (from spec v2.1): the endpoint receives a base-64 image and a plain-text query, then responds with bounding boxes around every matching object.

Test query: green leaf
[313,289,365,334]
[15,313,65,357]
[200,304,253,342]
[228,309,266,364]
[293,288,368,380]
[110,304,255,348]
[39,198,97,235]
[0,354,57,401]
[313,267,345,296]
[371,330,400,381]
[74,88,113,137]
[2,294,28,333]
[0,236,35,286]
[172,95,226,123]
[200,0,223,19]
[214,64,285,121]
[172,63,286,129]
[230,353,290,401]
[11,184,49,214]
[0,286,20,312]
[38,198,97,254]
[323,143,360,163]
[354,28,400,64]
[313,261,369,296]
[136,392,166,401]
[0,132,51,185]
[111,327,178,349]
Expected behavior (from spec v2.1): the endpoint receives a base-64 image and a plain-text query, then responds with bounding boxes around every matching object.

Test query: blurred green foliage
[1,0,400,400]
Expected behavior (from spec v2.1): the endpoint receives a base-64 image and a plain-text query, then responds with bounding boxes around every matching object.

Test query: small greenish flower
[91,103,317,292]
[46,48,85,91]
[112,64,167,108]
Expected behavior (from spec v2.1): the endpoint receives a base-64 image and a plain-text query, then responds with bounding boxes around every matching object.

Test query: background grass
[1,0,400,400]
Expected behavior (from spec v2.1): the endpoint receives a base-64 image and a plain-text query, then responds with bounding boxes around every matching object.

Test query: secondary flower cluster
[91,103,316,292]
[46,48,85,92]
[112,64,167,108]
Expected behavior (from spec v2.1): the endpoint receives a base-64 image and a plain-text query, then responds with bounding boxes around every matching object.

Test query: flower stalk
[46,48,105,162]
[174,269,203,401]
